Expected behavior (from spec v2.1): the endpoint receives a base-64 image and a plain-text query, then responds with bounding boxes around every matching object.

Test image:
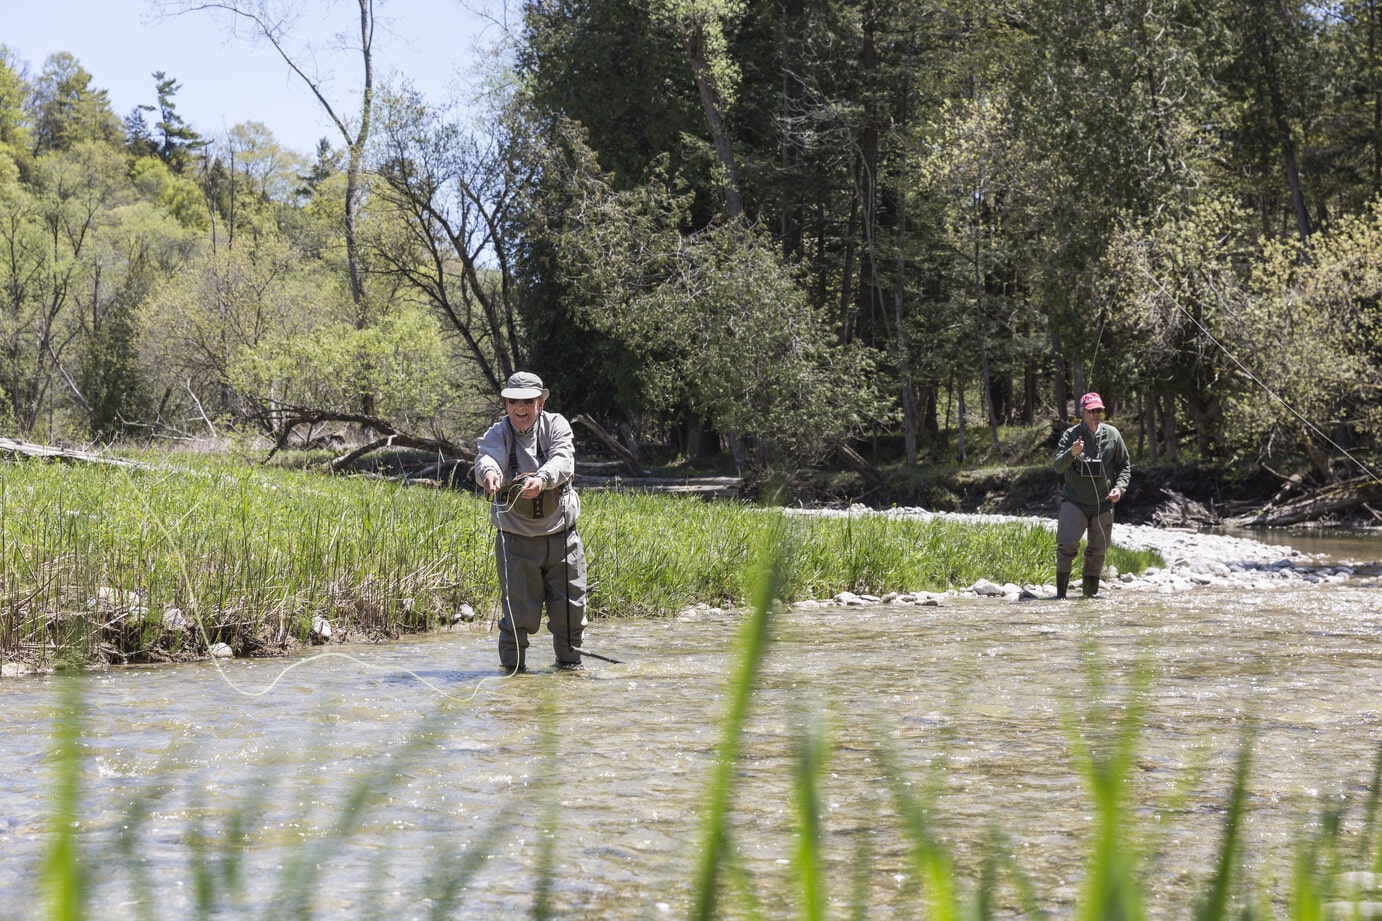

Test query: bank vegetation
[0,451,1160,671]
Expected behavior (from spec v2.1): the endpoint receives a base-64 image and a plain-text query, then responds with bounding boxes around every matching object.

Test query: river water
[4,531,1382,920]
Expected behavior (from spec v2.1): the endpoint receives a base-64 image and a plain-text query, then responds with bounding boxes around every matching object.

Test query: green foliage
[0,47,33,160]
[139,234,342,426]
[41,680,88,921]
[0,456,1158,666]
[1105,194,1382,465]
[129,156,211,230]
[8,3,1382,473]
[539,131,890,462]
[30,52,123,153]
[230,306,462,426]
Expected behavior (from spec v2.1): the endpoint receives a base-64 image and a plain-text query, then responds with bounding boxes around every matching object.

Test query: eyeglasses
[505,398,537,406]
[1085,408,1104,415]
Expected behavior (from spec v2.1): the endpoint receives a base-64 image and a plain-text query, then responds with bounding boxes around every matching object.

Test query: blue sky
[6,0,502,155]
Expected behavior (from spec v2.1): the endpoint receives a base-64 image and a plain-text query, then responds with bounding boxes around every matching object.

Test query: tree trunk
[1052,327,1068,422]
[1144,389,1160,463]
[894,176,916,465]
[573,414,641,476]
[1249,0,1312,244]
[956,381,967,462]
[1161,393,1179,461]
[682,21,745,222]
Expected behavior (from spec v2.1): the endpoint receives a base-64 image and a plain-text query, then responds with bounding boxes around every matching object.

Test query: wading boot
[1081,575,1100,598]
[499,631,528,674]
[1055,571,1070,600]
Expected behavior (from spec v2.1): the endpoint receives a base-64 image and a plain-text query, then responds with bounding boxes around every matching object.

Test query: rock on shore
[784,505,1362,604]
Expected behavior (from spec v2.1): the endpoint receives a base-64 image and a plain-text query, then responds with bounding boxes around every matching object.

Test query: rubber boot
[1082,575,1100,598]
[1055,571,1070,599]
[499,629,528,673]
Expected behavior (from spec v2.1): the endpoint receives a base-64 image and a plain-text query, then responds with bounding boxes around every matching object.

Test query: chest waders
[499,418,582,671]
[1056,426,1114,599]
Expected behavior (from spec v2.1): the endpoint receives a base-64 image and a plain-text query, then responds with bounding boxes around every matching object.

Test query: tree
[29,53,123,154]
[538,121,888,466]
[518,0,713,215]
[143,71,207,174]
[163,0,379,407]
[0,47,33,161]
[365,86,533,394]
[138,234,335,430]
[649,0,747,221]
[0,140,145,436]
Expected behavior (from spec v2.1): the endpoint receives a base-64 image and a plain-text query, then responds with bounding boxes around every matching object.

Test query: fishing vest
[506,417,567,519]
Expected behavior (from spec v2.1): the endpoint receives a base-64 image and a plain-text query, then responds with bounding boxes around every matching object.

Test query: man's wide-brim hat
[501,372,549,401]
[1080,392,1105,410]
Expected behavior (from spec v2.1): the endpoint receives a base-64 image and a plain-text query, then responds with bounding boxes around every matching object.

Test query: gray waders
[495,420,586,670]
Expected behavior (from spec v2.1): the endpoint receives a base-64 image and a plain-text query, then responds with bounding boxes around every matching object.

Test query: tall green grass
[29,530,1382,920]
[1,457,1160,667]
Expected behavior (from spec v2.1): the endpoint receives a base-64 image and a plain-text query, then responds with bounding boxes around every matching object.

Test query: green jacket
[1054,421,1131,511]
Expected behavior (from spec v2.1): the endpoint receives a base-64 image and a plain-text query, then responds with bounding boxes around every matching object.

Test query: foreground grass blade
[792,717,830,921]
[41,677,88,921]
[689,537,783,921]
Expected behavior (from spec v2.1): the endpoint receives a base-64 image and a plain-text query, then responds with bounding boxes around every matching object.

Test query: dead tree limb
[835,443,885,492]
[0,437,142,468]
[573,414,641,476]
[1235,474,1382,527]
[259,405,474,472]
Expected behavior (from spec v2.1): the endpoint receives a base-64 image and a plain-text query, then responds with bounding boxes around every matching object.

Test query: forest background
[3,0,1382,513]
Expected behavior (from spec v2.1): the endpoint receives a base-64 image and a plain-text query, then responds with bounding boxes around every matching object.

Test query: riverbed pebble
[782,504,1373,607]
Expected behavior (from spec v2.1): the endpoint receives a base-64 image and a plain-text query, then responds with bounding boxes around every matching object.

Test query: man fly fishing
[1052,391,1131,599]
[474,372,588,672]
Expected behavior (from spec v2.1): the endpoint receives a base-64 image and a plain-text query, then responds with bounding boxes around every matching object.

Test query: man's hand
[483,471,501,496]
[518,475,543,499]
[1071,436,1085,458]
[1108,487,1123,503]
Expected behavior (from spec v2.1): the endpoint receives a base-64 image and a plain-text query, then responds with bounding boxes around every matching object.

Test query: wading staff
[573,647,622,664]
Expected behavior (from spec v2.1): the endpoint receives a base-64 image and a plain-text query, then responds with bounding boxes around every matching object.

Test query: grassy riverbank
[0,455,1160,668]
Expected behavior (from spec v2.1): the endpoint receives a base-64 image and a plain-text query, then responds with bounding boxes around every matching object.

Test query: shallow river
[4,532,1382,920]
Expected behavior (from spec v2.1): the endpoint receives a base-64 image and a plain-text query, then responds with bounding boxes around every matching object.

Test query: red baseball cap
[1080,392,1105,410]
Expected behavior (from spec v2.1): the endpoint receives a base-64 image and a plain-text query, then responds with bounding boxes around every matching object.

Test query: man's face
[1081,406,1104,429]
[505,396,544,432]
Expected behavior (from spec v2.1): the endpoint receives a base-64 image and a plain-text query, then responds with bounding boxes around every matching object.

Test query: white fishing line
[1137,263,1382,485]
[128,472,523,705]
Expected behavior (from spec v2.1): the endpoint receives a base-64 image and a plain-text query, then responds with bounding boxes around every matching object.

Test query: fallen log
[1231,474,1382,527]
[258,405,475,472]
[835,443,885,492]
[0,436,142,468]
[575,474,743,499]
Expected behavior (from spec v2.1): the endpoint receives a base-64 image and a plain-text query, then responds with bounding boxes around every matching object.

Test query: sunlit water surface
[3,531,1382,919]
